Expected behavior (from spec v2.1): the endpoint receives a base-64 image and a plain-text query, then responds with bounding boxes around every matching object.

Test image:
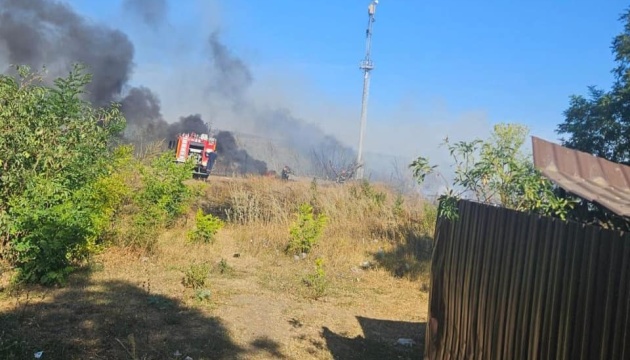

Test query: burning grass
[0,176,434,359]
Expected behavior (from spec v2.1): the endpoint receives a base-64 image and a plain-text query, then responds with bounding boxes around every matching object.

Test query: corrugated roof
[531,136,630,218]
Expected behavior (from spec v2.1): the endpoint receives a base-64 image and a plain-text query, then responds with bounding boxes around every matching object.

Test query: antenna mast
[355,0,378,180]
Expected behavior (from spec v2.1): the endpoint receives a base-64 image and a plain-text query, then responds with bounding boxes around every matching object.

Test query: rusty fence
[426,200,630,360]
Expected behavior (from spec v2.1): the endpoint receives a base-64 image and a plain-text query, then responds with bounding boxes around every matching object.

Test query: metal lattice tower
[355,0,378,180]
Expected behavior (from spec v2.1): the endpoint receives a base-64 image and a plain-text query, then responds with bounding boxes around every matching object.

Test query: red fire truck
[171,133,218,179]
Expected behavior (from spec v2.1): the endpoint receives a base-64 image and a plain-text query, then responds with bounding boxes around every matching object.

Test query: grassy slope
[0,176,434,359]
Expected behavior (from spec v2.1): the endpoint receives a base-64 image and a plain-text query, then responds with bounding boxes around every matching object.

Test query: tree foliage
[0,65,208,285]
[555,7,630,231]
[557,8,630,165]
[410,124,573,220]
[0,65,125,284]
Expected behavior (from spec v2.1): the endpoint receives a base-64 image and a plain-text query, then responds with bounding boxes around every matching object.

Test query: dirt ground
[0,224,428,360]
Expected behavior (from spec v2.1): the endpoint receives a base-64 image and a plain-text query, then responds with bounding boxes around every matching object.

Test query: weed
[195,288,212,302]
[393,195,405,218]
[217,258,234,275]
[302,258,327,299]
[187,209,224,244]
[182,263,210,290]
[309,178,319,209]
[351,180,387,206]
[287,203,327,255]
[225,188,264,225]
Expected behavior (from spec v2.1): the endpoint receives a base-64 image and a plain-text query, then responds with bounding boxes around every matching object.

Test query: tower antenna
[355,0,378,180]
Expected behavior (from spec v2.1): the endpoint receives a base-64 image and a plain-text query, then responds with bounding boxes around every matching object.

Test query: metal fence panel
[425,200,630,360]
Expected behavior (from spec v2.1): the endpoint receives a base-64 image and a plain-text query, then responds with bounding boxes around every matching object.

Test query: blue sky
[67,0,628,158]
[217,0,627,131]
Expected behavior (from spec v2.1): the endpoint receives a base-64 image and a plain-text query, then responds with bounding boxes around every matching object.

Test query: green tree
[410,123,573,220]
[557,8,630,165]
[0,65,125,284]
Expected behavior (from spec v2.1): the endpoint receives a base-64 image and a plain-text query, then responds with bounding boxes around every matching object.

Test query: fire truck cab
[172,133,218,179]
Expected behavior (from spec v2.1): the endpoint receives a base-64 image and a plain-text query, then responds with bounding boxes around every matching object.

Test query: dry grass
[0,176,434,359]
[202,176,435,280]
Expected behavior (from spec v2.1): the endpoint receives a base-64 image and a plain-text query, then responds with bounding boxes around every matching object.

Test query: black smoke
[207,31,253,102]
[118,89,268,173]
[118,86,268,174]
[203,31,357,175]
[216,131,268,175]
[0,0,134,106]
[166,114,207,139]
[0,0,351,177]
[120,86,169,140]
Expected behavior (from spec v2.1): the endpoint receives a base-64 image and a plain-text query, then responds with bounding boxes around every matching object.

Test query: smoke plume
[0,0,353,177]
[207,32,253,102]
[0,0,134,106]
[123,0,168,28]
[203,31,357,176]
[120,86,169,140]
[216,131,268,175]
[167,114,208,139]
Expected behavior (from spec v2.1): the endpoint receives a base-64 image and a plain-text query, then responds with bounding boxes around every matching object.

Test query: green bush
[183,263,210,289]
[302,258,327,299]
[137,152,193,224]
[286,203,327,255]
[115,152,193,251]
[187,209,224,244]
[0,65,125,285]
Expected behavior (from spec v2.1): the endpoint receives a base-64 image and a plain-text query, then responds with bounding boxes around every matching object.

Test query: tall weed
[286,203,327,255]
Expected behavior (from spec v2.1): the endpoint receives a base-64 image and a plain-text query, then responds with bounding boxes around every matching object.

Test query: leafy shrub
[0,65,125,284]
[187,209,224,244]
[195,288,212,302]
[410,123,575,220]
[286,203,327,255]
[137,152,193,224]
[182,263,210,289]
[302,258,327,299]
[115,152,193,251]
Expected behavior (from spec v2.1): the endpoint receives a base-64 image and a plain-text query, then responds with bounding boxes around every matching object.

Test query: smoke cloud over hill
[0,0,274,174]
[0,0,357,177]
[0,0,133,106]
[216,131,268,175]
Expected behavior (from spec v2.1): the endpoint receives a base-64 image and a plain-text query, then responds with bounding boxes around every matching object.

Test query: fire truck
[170,133,218,179]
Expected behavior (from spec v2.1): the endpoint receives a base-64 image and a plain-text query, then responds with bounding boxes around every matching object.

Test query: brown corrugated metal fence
[425,200,630,360]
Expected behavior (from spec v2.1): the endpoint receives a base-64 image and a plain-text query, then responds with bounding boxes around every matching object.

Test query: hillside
[0,176,435,359]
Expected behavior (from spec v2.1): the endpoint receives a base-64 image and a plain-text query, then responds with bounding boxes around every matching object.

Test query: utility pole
[355,0,378,180]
